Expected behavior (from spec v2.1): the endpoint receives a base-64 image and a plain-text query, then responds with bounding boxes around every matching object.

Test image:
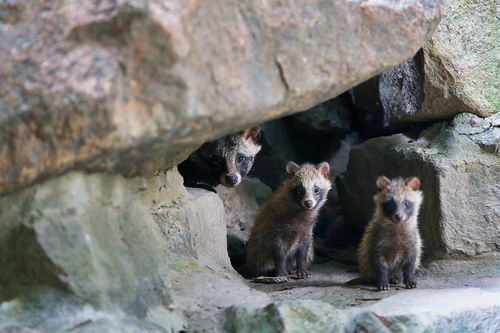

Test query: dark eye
[313,187,320,194]
[236,154,245,163]
[404,201,413,208]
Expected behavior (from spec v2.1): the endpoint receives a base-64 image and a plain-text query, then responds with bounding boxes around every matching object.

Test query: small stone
[253,276,290,284]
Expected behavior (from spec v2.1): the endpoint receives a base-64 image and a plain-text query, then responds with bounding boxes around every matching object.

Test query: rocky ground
[252,255,500,307]
[226,255,500,332]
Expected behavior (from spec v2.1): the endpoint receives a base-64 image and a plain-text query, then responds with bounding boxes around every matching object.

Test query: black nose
[304,200,314,209]
[225,174,239,186]
[394,213,403,222]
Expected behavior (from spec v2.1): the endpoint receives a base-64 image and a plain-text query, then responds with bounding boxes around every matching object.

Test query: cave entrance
[218,90,365,279]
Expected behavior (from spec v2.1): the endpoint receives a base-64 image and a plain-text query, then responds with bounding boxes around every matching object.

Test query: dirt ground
[249,253,500,309]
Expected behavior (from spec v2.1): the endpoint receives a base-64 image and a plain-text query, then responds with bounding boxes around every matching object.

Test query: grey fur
[358,176,423,291]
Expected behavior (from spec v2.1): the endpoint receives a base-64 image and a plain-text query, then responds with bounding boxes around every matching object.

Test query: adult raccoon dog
[358,176,423,291]
[178,127,261,191]
[244,162,331,279]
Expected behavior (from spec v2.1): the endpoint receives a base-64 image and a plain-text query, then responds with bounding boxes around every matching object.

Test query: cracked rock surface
[0,0,442,194]
[338,113,500,258]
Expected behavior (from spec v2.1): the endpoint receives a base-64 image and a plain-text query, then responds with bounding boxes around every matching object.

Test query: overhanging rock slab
[0,0,442,194]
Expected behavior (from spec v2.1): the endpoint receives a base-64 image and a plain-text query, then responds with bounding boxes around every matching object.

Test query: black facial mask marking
[236,154,253,175]
[292,186,305,204]
[382,199,397,218]
[313,186,324,203]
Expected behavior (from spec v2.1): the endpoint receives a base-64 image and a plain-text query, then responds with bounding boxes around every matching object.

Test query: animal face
[286,162,331,210]
[376,176,421,223]
[211,127,261,187]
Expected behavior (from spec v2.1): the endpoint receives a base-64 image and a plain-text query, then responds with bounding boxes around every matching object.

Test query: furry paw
[404,280,417,289]
[376,283,390,291]
[296,270,311,279]
[389,276,400,285]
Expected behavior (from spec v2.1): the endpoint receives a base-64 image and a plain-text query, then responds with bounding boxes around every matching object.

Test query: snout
[221,173,241,187]
[393,213,404,222]
[302,200,316,210]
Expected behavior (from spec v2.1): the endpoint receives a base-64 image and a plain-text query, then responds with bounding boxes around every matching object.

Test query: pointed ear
[376,176,391,191]
[405,177,420,191]
[242,126,261,143]
[285,161,300,175]
[315,162,330,179]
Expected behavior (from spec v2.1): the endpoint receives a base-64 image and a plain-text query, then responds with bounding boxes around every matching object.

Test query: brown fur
[244,162,331,279]
[358,176,423,290]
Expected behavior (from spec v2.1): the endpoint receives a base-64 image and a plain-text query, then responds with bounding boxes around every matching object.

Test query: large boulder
[0,171,177,315]
[351,0,498,133]
[420,0,499,118]
[0,167,269,331]
[225,288,500,333]
[0,0,442,194]
[218,177,272,243]
[338,113,500,258]
[217,177,272,268]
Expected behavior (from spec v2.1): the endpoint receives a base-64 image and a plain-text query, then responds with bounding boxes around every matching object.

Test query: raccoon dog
[244,161,331,279]
[178,127,261,191]
[358,176,423,291]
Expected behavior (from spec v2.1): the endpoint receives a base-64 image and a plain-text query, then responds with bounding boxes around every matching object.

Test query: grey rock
[453,113,493,135]
[0,171,175,314]
[490,113,500,127]
[225,300,346,333]
[0,0,442,194]
[217,177,272,268]
[368,287,500,333]
[225,287,500,333]
[338,113,500,257]
[217,177,272,243]
[379,54,425,126]
[470,128,500,151]
[453,113,500,153]
[420,0,499,118]
[353,0,499,131]
[350,55,428,137]
[323,132,363,182]
[0,286,175,333]
[348,312,392,333]
[0,167,269,332]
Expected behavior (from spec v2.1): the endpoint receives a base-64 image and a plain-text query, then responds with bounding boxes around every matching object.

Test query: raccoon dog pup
[178,127,261,191]
[358,176,423,291]
[245,161,331,279]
